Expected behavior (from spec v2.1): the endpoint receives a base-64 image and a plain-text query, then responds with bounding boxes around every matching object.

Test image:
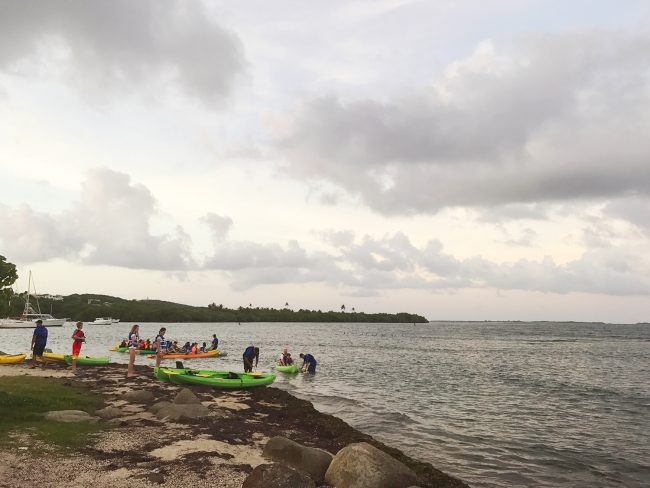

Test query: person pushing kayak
[70,321,86,373]
[243,345,259,373]
[299,353,317,374]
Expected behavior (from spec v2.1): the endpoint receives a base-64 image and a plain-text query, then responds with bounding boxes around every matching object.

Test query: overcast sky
[1,0,649,322]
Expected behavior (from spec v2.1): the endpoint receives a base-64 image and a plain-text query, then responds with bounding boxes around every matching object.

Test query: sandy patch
[150,437,267,467]
[212,397,250,410]
[0,364,72,378]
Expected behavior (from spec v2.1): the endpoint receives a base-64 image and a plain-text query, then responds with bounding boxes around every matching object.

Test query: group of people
[243,345,317,374]
[30,321,317,378]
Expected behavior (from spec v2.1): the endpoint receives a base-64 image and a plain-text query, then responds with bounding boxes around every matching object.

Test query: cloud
[603,195,650,233]
[276,31,650,215]
[0,0,245,104]
[0,169,193,270]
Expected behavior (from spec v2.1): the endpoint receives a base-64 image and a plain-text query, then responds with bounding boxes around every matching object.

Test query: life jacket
[128,333,140,348]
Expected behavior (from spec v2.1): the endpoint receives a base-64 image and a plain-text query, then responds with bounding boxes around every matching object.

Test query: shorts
[72,342,82,357]
[33,343,46,356]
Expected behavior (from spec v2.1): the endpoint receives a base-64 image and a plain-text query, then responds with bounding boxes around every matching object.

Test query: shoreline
[0,362,468,487]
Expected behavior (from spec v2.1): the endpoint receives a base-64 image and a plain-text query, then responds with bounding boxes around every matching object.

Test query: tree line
[0,256,427,323]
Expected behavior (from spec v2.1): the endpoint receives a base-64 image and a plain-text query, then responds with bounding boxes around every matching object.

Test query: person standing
[30,319,48,369]
[299,352,317,374]
[127,324,140,377]
[243,345,259,373]
[70,321,86,373]
[154,327,167,368]
[211,334,219,351]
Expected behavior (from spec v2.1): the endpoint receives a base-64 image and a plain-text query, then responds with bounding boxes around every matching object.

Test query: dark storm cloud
[0,0,244,103]
[277,31,650,215]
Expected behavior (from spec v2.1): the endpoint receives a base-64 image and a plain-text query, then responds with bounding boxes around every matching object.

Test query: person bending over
[243,345,259,373]
[300,353,317,374]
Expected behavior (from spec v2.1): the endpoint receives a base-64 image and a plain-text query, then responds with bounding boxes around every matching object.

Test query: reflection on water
[2,321,649,487]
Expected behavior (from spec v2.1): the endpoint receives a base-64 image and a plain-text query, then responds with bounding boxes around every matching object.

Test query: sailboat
[0,271,66,328]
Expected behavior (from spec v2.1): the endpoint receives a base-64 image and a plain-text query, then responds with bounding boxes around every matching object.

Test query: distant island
[14,293,428,324]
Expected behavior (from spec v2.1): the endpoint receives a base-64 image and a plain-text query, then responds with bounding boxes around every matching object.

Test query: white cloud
[0,169,193,270]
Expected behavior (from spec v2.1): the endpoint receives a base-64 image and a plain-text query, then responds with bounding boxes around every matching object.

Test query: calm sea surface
[1,321,648,487]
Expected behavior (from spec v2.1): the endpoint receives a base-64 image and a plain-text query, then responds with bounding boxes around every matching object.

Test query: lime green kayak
[110,346,156,355]
[275,363,299,374]
[64,355,110,366]
[154,367,275,389]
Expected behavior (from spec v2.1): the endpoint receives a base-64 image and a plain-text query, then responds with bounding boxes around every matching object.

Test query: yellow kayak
[42,352,67,363]
[0,353,26,364]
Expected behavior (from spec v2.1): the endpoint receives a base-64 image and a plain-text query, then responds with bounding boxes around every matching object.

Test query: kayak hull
[275,364,299,374]
[64,355,110,366]
[42,352,66,363]
[154,367,275,389]
[0,354,26,364]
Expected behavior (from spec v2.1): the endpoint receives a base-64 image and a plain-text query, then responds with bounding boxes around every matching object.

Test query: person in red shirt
[71,321,86,373]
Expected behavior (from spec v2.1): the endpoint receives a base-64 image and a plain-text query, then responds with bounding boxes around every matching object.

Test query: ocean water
[1,321,649,487]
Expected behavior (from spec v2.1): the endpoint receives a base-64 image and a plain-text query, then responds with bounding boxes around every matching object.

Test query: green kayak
[275,363,299,374]
[154,367,276,390]
[111,346,156,355]
[64,355,110,366]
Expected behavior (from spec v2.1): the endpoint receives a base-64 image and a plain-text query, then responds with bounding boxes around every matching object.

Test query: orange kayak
[156,349,221,360]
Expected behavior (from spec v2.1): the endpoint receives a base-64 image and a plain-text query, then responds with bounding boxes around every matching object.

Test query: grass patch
[0,376,105,448]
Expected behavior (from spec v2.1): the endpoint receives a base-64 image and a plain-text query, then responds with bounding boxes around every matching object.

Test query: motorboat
[112,318,120,323]
[91,317,114,325]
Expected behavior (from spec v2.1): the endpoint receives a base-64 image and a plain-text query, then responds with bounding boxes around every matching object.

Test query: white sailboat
[90,317,113,325]
[0,271,66,328]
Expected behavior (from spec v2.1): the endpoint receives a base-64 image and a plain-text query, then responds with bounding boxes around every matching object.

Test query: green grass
[0,376,105,448]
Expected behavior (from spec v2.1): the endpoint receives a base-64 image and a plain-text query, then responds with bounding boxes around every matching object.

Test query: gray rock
[173,388,201,405]
[122,390,154,404]
[243,463,315,488]
[325,442,417,488]
[44,410,98,423]
[154,403,209,421]
[149,401,173,414]
[263,436,333,482]
[95,406,122,419]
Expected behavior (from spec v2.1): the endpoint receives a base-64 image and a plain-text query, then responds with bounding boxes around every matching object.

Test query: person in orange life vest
[70,321,86,373]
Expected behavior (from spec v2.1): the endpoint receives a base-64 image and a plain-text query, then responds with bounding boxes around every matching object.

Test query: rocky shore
[0,363,468,488]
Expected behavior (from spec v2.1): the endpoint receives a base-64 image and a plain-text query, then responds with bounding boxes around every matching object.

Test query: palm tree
[340,304,346,312]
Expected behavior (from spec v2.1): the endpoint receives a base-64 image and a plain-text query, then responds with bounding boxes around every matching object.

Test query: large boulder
[123,390,154,404]
[44,410,98,423]
[263,436,333,483]
[173,388,201,405]
[154,403,209,421]
[242,463,315,488]
[325,442,417,488]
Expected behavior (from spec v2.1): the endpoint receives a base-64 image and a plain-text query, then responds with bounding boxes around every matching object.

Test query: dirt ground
[0,363,468,488]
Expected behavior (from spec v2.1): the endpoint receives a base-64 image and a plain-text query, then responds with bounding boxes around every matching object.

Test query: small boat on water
[0,272,65,328]
[112,318,120,324]
[110,345,156,355]
[154,367,275,389]
[156,349,221,360]
[275,363,300,374]
[90,317,114,325]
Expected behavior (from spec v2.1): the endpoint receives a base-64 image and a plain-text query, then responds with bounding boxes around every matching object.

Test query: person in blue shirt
[211,334,219,351]
[299,353,317,374]
[30,319,48,368]
[243,345,259,373]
